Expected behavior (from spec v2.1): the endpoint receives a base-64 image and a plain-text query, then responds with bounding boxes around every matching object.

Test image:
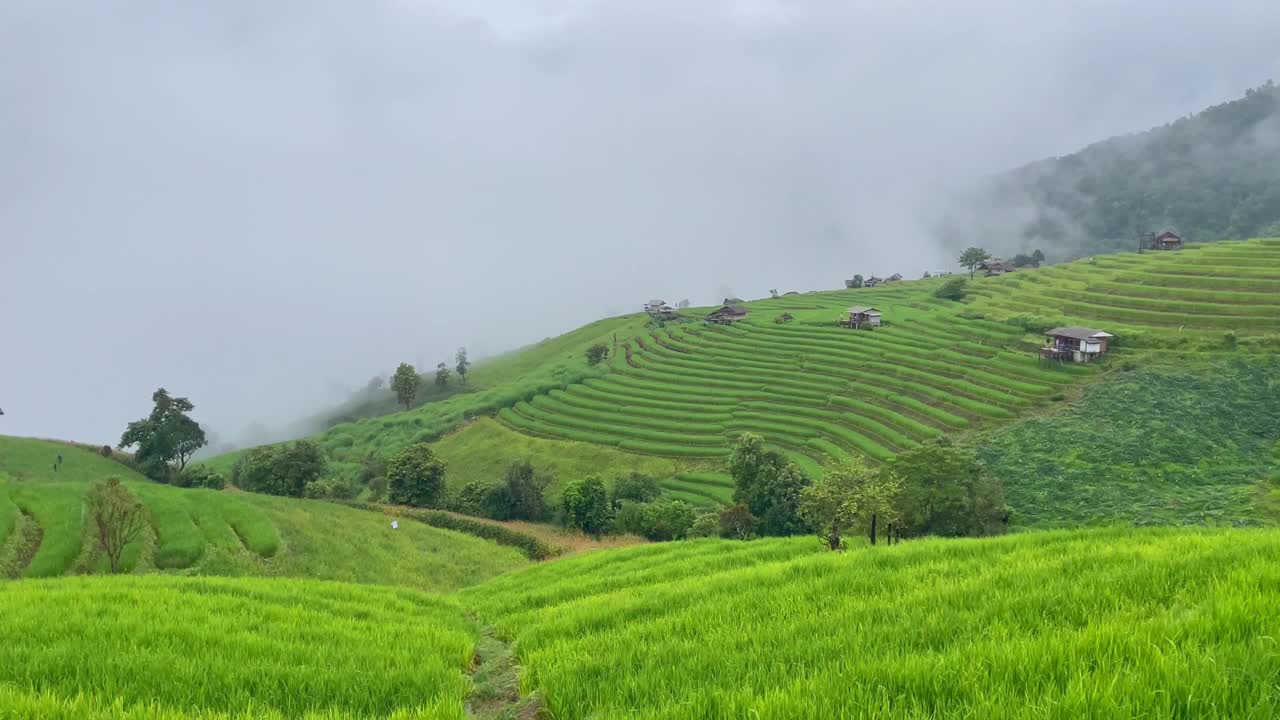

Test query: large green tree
[729,433,810,536]
[957,247,991,278]
[890,439,1008,538]
[800,459,902,550]
[455,347,471,385]
[391,363,420,410]
[119,388,207,482]
[387,442,447,508]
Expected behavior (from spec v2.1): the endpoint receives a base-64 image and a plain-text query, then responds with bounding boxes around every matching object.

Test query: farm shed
[979,258,1017,276]
[707,305,749,324]
[775,312,794,324]
[783,291,799,296]
[863,276,886,288]
[888,273,904,281]
[645,300,678,320]
[840,306,881,329]
[1149,231,1183,251]
[1040,327,1114,363]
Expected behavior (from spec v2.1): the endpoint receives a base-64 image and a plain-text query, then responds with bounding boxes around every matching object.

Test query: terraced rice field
[0,576,474,718]
[495,240,1280,502]
[966,238,1280,342]
[498,290,1088,475]
[465,526,1280,719]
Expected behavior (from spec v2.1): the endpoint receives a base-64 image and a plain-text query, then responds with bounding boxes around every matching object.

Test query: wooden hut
[1149,231,1183,251]
[978,258,1017,276]
[706,305,749,325]
[774,312,795,324]
[840,306,882,329]
[1040,327,1114,363]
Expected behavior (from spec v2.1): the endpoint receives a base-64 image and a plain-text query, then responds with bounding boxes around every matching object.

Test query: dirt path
[465,625,542,719]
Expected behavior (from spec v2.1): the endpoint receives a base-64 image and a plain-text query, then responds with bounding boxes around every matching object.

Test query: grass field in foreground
[465,527,1280,719]
[0,576,473,719]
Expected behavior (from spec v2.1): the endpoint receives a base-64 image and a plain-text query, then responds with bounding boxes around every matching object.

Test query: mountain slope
[954,82,1280,257]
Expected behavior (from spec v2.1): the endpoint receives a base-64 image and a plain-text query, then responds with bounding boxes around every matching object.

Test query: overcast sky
[2,0,1278,445]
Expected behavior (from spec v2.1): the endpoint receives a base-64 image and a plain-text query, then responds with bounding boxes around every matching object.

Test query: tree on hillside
[585,343,609,366]
[435,362,452,390]
[729,433,810,536]
[800,459,902,550]
[119,388,207,482]
[1031,249,1046,265]
[455,347,471,385]
[890,439,1009,538]
[770,289,779,298]
[391,363,420,409]
[846,274,864,289]
[561,475,611,537]
[233,440,327,498]
[387,442,447,508]
[87,477,147,573]
[957,247,991,278]
[677,299,690,309]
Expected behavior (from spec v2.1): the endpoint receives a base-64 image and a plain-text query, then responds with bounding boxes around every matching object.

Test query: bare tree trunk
[869,514,877,546]
[828,522,841,551]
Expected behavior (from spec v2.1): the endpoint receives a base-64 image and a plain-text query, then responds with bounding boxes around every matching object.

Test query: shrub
[585,343,610,366]
[719,503,757,540]
[688,512,720,538]
[233,440,327,497]
[174,465,226,490]
[561,476,612,536]
[352,503,561,560]
[303,477,360,500]
[367,475,389,502]
[612,499,698,541]
[933,277,967,301]
[387,443,447,508]
[100,444,113,458]
[611,472,662,505]
[1004,313,1053,334]
[450,461,548,521]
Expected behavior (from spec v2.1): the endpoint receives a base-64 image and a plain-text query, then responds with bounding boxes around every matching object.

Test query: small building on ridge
[840,306,882,329]
[1040,327,1114,363]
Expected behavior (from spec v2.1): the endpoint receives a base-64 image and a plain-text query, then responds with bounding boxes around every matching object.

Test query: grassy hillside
[301,314,652,436]
[0,576,474,719]
[0,435,135,484]
[0,436,527,589]
[465,527,1280,719]
[199,239,1280,521]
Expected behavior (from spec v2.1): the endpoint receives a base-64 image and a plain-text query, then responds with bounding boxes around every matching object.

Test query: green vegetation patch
[981,359,1280,527]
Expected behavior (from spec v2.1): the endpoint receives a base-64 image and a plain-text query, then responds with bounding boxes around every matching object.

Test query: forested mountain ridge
[951,82,1280,258]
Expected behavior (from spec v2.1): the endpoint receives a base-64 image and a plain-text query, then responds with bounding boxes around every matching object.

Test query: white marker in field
[391,520,399,529]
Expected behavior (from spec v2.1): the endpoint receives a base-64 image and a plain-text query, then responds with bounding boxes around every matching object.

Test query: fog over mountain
[3,0,1278,444]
